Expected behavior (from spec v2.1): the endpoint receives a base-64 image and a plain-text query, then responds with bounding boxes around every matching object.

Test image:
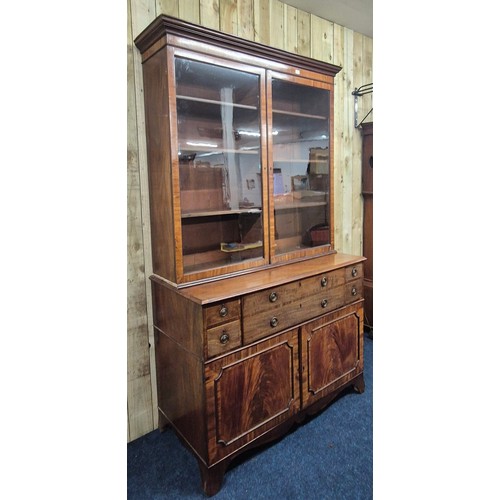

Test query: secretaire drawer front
[299,269,345,295]
[242,281,302,317]
[301,286,345,317]
[205,298,241,328]
[207,321,242,358]
[243,304,298,344]
[345,278,364,304]
[345,263,364,282]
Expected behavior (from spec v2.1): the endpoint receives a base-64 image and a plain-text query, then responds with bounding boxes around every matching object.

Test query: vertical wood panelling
[270,0,284,49]
[296,10,310,57]
[127,0,372,442]
[253,0,271,45]
[200,0,220,30]
[179,0,200,23]
[156,0,178,17]
[352,32,364,256]
[333,23,345,252]
[131,0,156,36]
[238,0,254,40]
[284,5,298,54]
[220,0,238,34]
[340,27,354,254]
[363,35,373,123]
[311,14,333,64]
[128,0,157,442]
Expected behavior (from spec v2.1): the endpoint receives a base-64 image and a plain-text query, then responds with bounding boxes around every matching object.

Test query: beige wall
[127,0,373,442]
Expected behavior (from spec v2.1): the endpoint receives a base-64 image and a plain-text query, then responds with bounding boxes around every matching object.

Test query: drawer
[301,286,345,318]
[243,306,298,344]
[300,269,345,293]
[243,285,345,345]
[242,281,302,317]
[204,298,241,329]
[207,320,242,358]
[242,269,344,319]
[345,278,364,304]
[345,263,364,282]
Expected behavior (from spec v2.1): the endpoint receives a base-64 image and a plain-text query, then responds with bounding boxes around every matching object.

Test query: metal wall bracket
[352,83,373,128]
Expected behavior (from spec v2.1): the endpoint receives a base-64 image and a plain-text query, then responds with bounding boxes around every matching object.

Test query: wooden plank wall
[127,0,373,442]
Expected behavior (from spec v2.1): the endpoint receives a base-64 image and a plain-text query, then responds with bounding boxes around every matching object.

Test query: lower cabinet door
[205,328,300,464]
[301,302,364,407]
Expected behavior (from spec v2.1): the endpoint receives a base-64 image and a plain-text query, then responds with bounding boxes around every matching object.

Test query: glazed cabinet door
[268,71,334,263]
[301,302,364,407]
[169,48,269,284]
[204,328,300,464]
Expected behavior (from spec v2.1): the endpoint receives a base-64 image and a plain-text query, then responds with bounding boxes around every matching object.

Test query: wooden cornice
[134,14,342,77]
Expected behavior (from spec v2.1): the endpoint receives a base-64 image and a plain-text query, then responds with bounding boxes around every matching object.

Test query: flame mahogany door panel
[301,303,364,407]
[205,328,300,464]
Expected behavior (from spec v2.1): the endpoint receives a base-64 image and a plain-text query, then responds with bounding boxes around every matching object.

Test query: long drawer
[242,270,346,344]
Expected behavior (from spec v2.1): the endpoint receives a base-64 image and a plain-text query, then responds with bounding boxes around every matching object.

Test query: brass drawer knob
[321,276,328,287]
[321,298,328,308]
[351,287,357,296]
[270,317,279,328]
[219,332,230,344]
[351,267,358,277]
[219,305,228,317]
[269,292,278,303]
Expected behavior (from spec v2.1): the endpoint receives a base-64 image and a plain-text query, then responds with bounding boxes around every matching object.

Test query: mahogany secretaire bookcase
[134,15,365,496]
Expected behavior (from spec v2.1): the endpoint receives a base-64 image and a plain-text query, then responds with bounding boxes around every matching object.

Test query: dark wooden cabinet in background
[135,15,366,496]
[361,122,373,330]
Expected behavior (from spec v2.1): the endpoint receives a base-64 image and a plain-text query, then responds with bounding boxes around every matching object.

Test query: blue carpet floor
[128,334,372,499]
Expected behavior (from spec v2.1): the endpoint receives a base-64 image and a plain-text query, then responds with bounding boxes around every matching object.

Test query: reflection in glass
[175,57,264,274]
[272,79,331,256]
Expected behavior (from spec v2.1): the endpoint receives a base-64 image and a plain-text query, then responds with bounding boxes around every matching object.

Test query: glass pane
[271,79,330,256]
[175,57,264,275]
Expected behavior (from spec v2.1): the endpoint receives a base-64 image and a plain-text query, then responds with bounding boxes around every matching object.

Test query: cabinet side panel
[142,48,176,281]
[152,281,204,357]
[155,329,207,463]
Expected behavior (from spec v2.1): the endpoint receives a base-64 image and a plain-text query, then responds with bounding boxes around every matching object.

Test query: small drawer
[207,320,242,358]
[345,263,364,282]
[205,298,241,328]
[300,269,345,294]
[344,278,364,304]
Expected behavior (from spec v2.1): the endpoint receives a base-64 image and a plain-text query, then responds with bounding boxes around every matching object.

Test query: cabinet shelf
[177,95,257,110]
[220,241,263,253]
[274,201,327,210]
[273,109,327,120]
[273,159,327,164]
[181,208,262,218]
[179,146,259,155]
